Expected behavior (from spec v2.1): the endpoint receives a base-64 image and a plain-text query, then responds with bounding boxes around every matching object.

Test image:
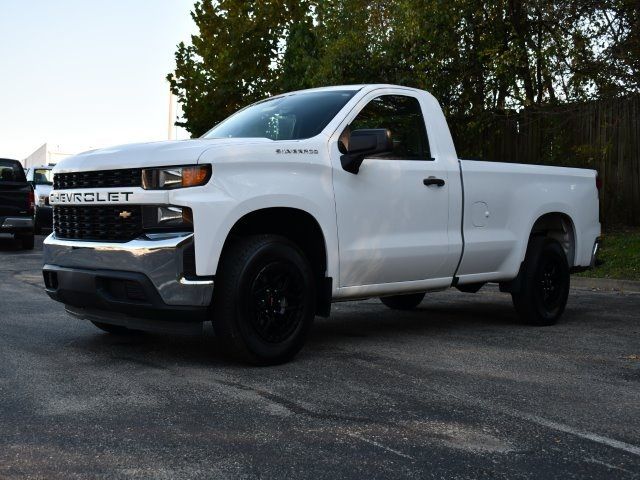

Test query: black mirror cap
[349,128,392,154]
[339,127,393,174]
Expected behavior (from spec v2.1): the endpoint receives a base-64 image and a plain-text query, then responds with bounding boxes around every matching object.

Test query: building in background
[22,143,78,168]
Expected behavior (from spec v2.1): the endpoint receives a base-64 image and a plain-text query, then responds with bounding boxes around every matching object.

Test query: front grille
[54,168,142,190]
[53,205,143,242]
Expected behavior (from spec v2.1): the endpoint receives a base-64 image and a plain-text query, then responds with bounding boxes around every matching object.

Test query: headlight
[141,164,211,190]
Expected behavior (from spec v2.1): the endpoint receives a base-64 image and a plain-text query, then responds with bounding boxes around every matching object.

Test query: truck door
[330,92,455,288]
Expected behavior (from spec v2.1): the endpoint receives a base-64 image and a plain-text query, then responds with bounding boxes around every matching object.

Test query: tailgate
[0,159,30,217]
[0,182,30,217]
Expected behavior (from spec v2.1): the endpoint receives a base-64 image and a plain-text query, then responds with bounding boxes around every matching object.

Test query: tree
[168,0,310,136]
[169,0,640,136]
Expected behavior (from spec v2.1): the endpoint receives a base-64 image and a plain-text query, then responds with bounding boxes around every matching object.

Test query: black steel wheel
[512,237,570,326]
[212,235,316,365]
[249,261,306,344]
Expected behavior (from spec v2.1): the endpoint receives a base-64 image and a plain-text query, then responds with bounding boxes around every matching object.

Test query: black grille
[53,205,143,242]
[54,168,142,190]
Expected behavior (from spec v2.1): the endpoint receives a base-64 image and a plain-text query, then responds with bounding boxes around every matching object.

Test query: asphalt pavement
[0,234,639,479]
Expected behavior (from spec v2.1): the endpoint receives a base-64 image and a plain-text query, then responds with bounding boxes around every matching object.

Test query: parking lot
[0,235,638,479]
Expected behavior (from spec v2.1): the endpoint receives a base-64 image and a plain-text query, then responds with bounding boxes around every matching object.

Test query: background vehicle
[25,165,53,234]
[0,159,35,249]
[42,85,601,364]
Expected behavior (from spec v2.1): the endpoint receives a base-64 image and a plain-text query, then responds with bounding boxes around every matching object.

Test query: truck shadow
[57,290,591,369]
[65,301,526,368]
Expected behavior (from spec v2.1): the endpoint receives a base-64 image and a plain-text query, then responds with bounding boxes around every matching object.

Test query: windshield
[203,90,357,140]
[33,168,53,185]
[0,159,26,183]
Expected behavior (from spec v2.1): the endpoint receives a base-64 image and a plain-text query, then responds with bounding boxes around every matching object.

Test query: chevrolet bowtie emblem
[119,210,132,219]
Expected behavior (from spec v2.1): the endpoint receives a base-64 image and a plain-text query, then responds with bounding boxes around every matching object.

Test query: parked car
[25,165,53,234]
[43,85,601,364]
[0,158,35,249]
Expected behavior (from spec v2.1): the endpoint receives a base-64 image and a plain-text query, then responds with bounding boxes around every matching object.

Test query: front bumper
[1,216,34,234]
[43,232,214,325]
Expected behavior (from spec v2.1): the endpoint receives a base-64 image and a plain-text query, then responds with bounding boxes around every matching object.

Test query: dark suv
[0,159,35,249]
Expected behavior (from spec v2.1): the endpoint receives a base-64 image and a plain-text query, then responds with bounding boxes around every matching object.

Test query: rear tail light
[27,188,35,215]
[595,174,602,193]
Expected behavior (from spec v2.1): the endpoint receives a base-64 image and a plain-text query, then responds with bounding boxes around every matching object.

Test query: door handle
[423,177,445,187]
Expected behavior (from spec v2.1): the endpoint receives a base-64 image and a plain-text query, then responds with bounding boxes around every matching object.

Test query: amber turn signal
[182,165,211,188]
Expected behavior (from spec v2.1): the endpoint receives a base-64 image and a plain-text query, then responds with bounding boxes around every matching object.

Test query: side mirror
[338,127,393,174]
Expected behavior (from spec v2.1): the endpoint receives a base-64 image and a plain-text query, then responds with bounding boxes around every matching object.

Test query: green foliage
[169,0,640,137]
[577,229,640,281]
[167,0,311,136]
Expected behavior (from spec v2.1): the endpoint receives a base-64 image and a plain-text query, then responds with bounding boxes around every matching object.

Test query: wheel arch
[217,206,332,316]
[528,211,577,266]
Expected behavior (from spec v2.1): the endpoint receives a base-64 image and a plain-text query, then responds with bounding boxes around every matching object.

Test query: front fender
[171,185,338,282]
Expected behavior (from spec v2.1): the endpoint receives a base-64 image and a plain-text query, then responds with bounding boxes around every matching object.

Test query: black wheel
[34,218,42,235]
[212,235,316,365]
[380,292,426,310]
[512,237,570,326]
[91,321,134,335]
[18,234,35,250]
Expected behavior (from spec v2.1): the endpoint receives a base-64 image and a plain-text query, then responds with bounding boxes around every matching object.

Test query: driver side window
[351,95,431,160]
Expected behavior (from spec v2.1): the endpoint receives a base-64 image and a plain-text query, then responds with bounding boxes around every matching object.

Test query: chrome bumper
[43,233,213,307]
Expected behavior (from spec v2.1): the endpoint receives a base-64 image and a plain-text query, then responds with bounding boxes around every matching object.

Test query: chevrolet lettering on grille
[49,191,134,204]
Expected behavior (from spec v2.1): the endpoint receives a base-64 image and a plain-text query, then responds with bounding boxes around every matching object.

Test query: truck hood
[53,138,269,174]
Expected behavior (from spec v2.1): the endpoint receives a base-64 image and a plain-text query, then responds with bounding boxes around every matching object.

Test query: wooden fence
[449,95,640,227]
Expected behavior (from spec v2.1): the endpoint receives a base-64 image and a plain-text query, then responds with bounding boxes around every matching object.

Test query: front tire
[511,237,570,326]
[380,292,426,310]
[212,235,316,365]
[34,214,42,235]
[18,234,35,250]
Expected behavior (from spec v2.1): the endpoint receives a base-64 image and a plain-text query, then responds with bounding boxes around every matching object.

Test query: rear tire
[511,237,570,326]
[212,235,316,365]
[18,234,35,250]
[91,321,134,335]
[380,292,426,310]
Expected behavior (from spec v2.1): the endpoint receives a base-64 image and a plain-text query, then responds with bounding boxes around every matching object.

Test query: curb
[571,276,640,293]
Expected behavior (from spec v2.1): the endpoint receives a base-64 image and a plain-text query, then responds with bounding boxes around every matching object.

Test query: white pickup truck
[43,84,601,364]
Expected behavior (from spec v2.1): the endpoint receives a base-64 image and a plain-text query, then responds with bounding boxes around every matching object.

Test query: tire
[511,237,570,326]
[91,321,134,335]
[380,292,426,310]
[34,214,42,235]
[212,235,316,365]
[18,234,35,250]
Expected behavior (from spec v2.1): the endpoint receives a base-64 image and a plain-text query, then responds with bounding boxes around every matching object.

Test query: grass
[576,228,640,281]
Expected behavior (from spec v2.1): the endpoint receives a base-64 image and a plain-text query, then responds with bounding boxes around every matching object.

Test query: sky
[0,0,196,160]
